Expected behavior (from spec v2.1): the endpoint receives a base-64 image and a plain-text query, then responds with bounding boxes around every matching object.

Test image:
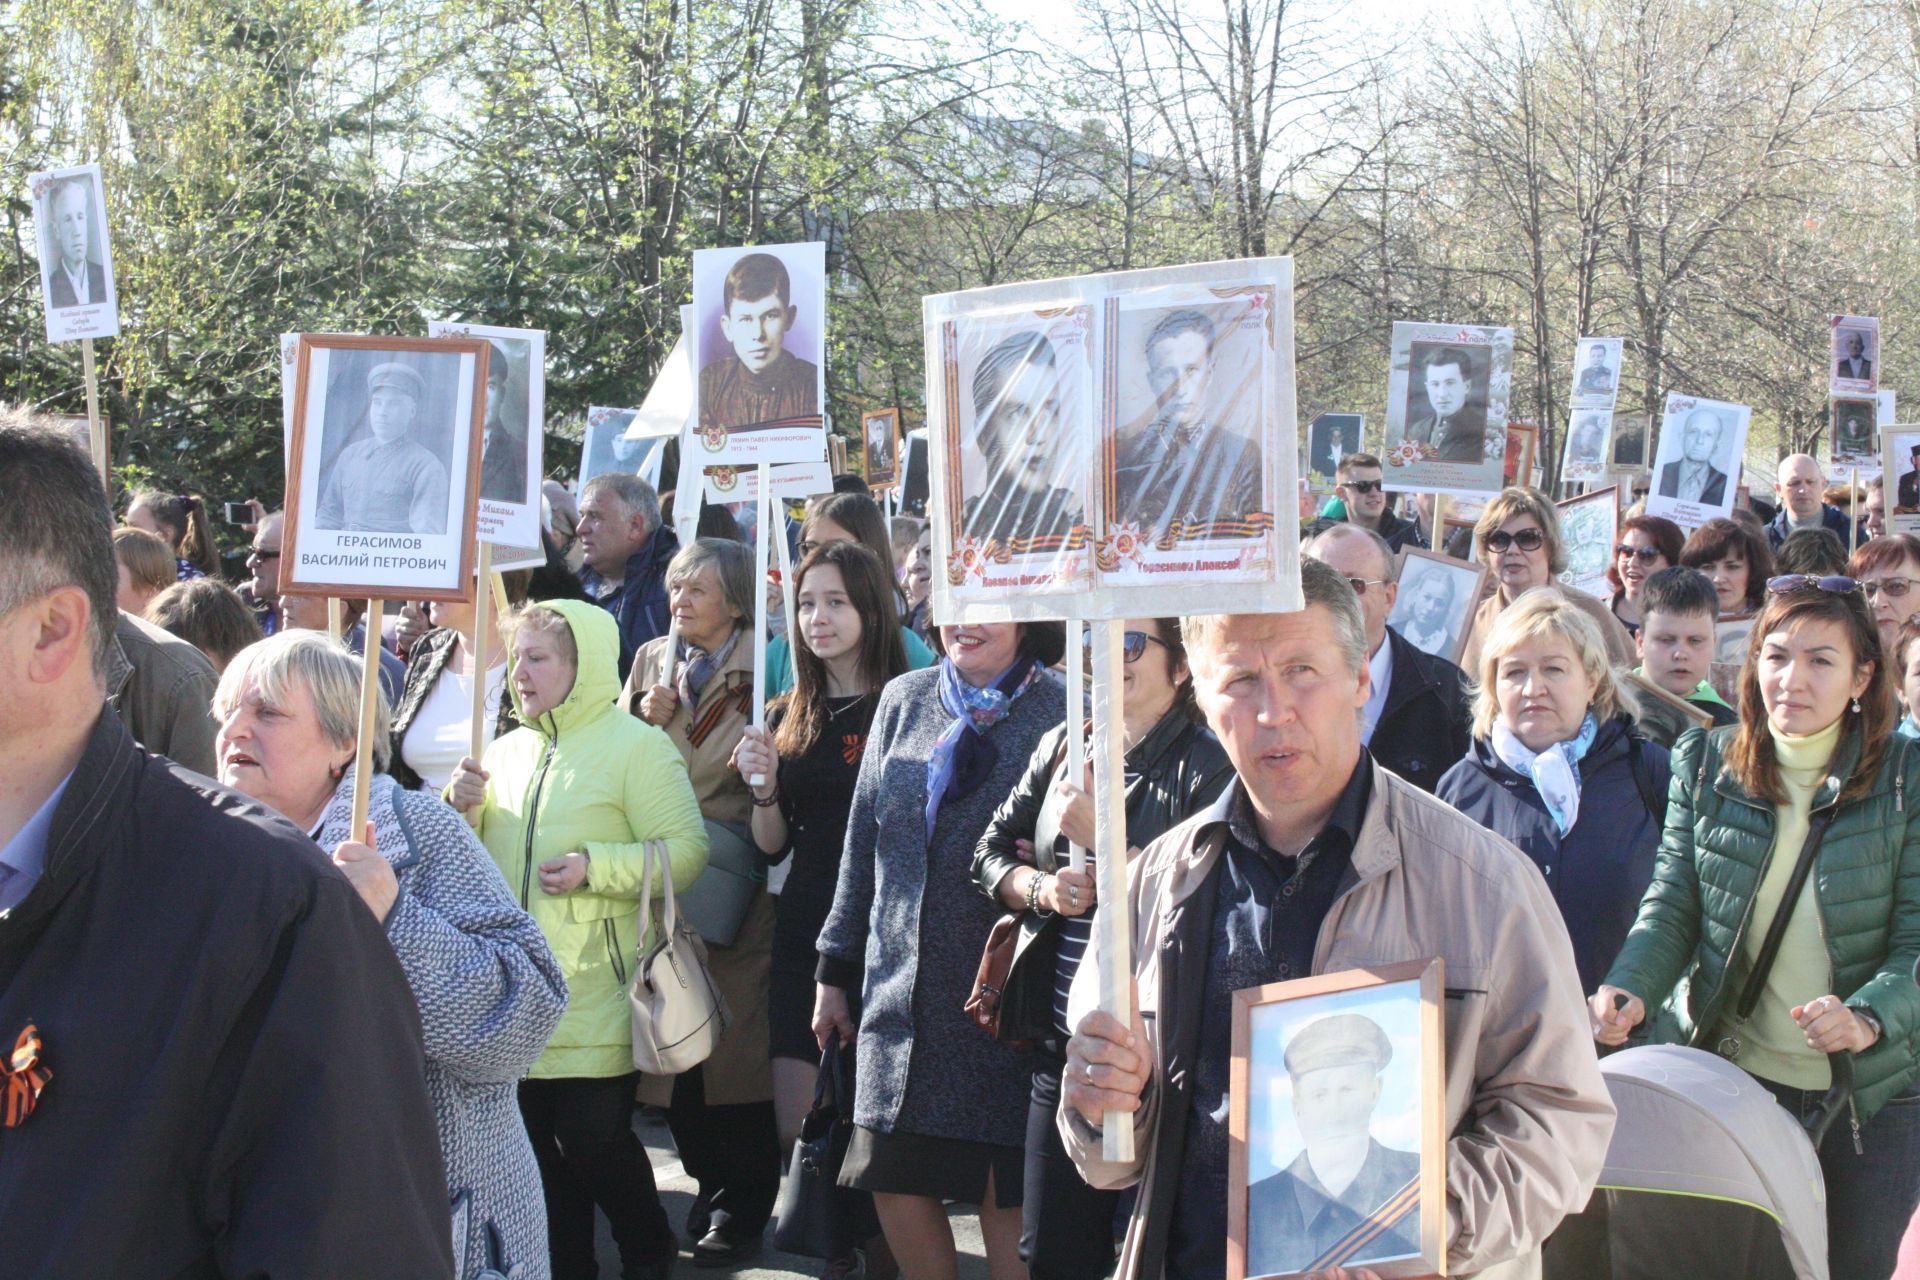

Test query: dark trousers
[519,1073,674,1280]
[1762,1078,1920,1280]
[669,1063,783,1239]
[1023,1060,1121,1280]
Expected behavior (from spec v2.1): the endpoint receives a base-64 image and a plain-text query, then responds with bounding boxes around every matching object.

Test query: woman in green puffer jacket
[1593,576,1920,1280]
[449,597,708,1280]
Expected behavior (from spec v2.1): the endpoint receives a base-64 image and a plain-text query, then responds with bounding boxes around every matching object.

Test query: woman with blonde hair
[1458,487,1636,673]
[1438,587,1670,994]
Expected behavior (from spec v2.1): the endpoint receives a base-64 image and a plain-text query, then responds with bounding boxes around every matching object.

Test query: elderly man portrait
[44,177,107,311]
[1058,556,1614,1280]
[478,339,529,505]
[315,361,452,536]
[1837,329,1874,383]
[1655,407,1729,506]
[1403,346,1489,463]
[1767,453,1856,550]
[1333,452,1423,554]
[1111,309,1263,538]
[1246,1014,1423,1276]
[1575,343,1615,397]
[961,328,1084,549]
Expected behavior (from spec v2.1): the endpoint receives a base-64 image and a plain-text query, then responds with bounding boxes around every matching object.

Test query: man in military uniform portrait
[1403,345,1489,462]
[1898,442,1920,512]
[1111,308,1262,538]
[315,361,452,535]
[698,251,820,433]
[1247,1013,1422,1277]
[45,176,108,311]
[1575,342,1615,396]
[478,340,529,504]
[960,329,1083,550]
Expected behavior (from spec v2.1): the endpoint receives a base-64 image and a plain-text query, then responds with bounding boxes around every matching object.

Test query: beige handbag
[630,839,730,1074]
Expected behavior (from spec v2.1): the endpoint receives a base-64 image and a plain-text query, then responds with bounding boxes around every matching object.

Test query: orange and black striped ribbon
[1301,1175,1421,1274]
[2,1023,51,1127]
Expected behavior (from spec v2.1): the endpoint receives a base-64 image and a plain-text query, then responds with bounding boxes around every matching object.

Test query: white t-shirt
[401,659,509,793]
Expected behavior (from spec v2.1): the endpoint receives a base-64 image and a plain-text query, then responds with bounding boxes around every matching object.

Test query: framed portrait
[281,334,488,602]
[1831,314,1879,395]
[1568,336,1623,410]
[1620,670,1714,747]
[1380,321,1514,496]
[1387,547,1486,664]
[581,406,649,487]
[1503,421,1536,488]
[1560,410,1614,485]
[1228,959,1447,1280]
[1608,414,1650,472]
[1645,393,1751,529]
[691,241,828,466]
[1556,486,1619,600]
[1306,412,1364,492]
[28,163,119,344]
[863,407,902,489]
[428,321,545,547]
[1713,615,1758,700]
[1881,426,1920,534]
[1830,395,1879,470]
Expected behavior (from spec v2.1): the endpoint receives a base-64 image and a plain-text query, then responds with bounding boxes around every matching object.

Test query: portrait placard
[1306,413,1364,492]
[691,241,828,466]
[1712,615,1756,702]
[1561,410,1614,485]
[1882,425,1920,535]
[1380,321,1514,496]
[1228,959,1446,1280]
[1645,393,1750,528]
[863,408,901,489]
[1830,395,1879,470]
[1568,336,1624,410]
[1831,315,1880,395]
[702,461,835,506]
[1620,670,1714,747]
[282,334,487,601]
[1387,547,1485,665]
[428,321,544,547]
[1556,487,1619,600]
[1610,414,1650,473]
[1504,421,1536,488]
[581,406,648,486]
[28,163,119,343]
[900,428,929,517]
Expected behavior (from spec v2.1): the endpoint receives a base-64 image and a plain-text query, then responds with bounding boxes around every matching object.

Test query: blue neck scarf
[1492,712,1599,835]
[924,656,1042,839]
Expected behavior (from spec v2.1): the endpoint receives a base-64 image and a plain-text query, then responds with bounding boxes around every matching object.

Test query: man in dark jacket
[1304,524,1471,792]
[1332,453,1424,553]
[108,608,219,775]
[576,471,679,680]
[0,409,454,1278]
[1767,453,1856,550]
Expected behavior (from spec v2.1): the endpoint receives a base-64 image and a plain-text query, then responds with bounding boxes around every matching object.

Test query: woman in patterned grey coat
[213,631,569,1280]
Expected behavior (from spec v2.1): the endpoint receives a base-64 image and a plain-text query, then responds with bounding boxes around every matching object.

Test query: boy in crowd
[1633,567,1737,731]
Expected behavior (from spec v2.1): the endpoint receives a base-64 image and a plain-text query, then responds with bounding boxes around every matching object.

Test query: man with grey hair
[577,471,677,680]
[44,177,107,310]
[1303,523,1470,793]
[0,407,455,1275]
[1655,408,1728,506]
[1057,557,1613,1280]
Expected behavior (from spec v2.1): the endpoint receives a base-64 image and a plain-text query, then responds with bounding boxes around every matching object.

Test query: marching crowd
[2,403,1919,1280]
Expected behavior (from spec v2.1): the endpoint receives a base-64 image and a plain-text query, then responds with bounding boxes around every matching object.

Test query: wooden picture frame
[1554,485,1619,601]
[282,333,489,602]
[1881,424,1920,534]
[1620,670,1714,747]
[1503,420,1537,489]
[1387,545,1487,669]
[863,406,901,489]
[1228,959,1448,1280]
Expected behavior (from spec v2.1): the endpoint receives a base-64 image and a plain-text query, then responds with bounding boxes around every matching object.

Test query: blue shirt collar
[0,772,74,913]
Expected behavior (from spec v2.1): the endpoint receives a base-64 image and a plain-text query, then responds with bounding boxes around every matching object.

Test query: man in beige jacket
[1060,556,1614,1280]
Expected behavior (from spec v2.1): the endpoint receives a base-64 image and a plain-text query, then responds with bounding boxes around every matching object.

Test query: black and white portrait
[864,408,900,488]
[1831,395,1877,466]
[1570,338,1622,409]
[1646,395,1751,527]
[429,321,546,547]
[1386,550,1482,664]
[29,163,119,343]
[692,241,828,464]
[961,327,1087,549]
[580,406,648,487]
[1401,343,1489,463]
[1307,413,1364,490]
[1380,322,1512,496]
[1569,413,1609,465]
[314,353,459,535]
[1831,316,1879,394]
[1610,415,1648,470]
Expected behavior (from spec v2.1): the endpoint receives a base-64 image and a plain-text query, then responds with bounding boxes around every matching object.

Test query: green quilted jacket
[1605,724,1920,1124]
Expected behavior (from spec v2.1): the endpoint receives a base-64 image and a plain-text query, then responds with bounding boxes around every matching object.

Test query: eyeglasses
[1343,577,1388,597]
[1767,574,1859,596]
[1083,629,1170,663]
[1863,577,1916,600]
[1485,528,1546,553]
[249,544,281,561]
[1341,479,1383,495]
[1614,544,1664,565]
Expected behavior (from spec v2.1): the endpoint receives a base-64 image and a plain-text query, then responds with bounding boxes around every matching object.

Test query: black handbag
[772,1034,881,1259]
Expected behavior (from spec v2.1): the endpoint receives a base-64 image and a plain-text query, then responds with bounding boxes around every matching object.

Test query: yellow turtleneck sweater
[1717,717,1842,1089]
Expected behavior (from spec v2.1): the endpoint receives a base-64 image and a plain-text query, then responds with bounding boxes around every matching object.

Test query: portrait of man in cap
[315,359,452,535]
[478,339,529,504]
[1898,440,1920,512]
[1246,1013,1422,1276]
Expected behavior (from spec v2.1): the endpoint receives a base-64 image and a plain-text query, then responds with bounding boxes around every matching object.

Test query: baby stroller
[1543,1043,1853,1280]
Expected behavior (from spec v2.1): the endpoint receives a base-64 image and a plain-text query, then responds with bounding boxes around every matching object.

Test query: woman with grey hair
[1458,486,1636,673]
[212,630,569,1280]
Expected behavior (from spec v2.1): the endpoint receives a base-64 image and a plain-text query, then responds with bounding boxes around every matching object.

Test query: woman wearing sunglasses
[1460,487,1636,675]
[1605,515,1683,637]
[1848,533,1920,657]
[969,618,1232,1280]
[1593,575,1920,1279]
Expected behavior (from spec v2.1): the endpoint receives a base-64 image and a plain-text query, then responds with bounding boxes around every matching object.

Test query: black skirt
[839,1125,1025,1208]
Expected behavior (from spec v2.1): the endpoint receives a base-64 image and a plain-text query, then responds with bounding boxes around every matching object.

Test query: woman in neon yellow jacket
[450,596,707,1280]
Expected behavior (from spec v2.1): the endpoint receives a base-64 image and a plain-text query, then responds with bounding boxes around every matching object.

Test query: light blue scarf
[1492,713,1599,836]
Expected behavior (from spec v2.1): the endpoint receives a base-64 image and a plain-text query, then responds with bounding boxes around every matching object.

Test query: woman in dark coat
[1437,586,1670,995]
[970,617,1232,1280]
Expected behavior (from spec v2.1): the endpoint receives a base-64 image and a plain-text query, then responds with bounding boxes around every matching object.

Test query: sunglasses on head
[1485,528,1546,553]
[1342,479,1383,495]
[1614,544,1663,564]
[1767,574,1860,596]
[1083,629,1169,663]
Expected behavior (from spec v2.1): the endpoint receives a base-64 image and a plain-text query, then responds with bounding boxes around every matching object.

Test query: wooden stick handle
[1065,620,1087,874]
[349,597,382,835]
[470,543,493,761]
[80,337,107,486]
[748,467,771,787]
[326,598,344,641]
[1089,619,1134,1164]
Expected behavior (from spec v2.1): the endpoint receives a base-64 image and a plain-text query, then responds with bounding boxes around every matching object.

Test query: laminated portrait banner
[691,241,828,466]
[1645,393,1751,529]
[428,321,545,547]
[1831,315,1880,395]
[581,406,648,486]
[1560,410,1614,485]
[1306,413,1364,491]
[924,256,1299,624]
[282,334,488,602]
[28,163,119,344]
[1379,321,1514,496]
[1882,426,1920,535]
[1568,337,1624,411]
[1830,394,1880,470]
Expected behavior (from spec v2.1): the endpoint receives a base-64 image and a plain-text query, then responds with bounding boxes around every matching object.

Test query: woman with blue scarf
[816,619,1065,1280]
[1438,587,1670,994]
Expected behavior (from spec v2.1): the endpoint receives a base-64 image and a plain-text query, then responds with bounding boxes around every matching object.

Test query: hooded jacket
[467,598,708,1080]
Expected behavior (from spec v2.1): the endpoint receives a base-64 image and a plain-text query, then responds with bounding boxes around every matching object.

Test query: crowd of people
[3,401,1919,1280]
